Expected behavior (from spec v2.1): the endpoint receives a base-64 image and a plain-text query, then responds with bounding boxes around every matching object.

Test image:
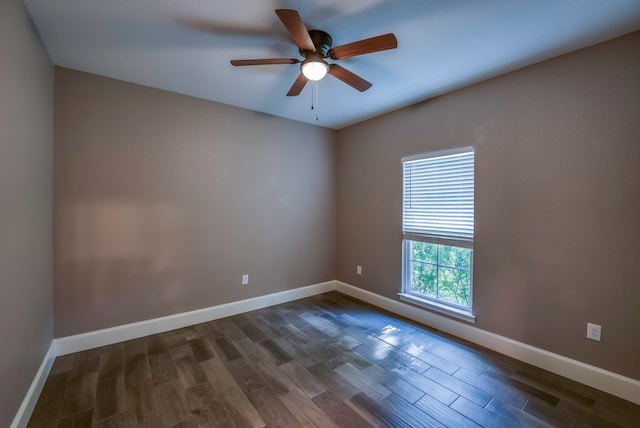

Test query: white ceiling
[24,0,640,129]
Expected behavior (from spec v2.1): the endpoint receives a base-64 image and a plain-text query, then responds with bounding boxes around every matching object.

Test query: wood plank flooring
[28,292,640,427]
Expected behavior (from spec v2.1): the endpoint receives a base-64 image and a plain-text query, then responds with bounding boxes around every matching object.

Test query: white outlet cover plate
[587,322,601,341]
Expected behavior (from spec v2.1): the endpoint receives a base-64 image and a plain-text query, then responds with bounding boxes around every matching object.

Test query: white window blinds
[402,148,474,247]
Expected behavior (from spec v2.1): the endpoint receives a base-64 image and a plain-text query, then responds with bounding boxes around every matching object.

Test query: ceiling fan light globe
[301,60,329,81]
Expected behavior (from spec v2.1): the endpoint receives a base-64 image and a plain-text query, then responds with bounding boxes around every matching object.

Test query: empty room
[2,0,640,427]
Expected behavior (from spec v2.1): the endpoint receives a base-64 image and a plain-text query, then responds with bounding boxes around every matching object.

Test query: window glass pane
[437,266,471,306]
[412,241,437,264]
[438,245,471,269]
[411,261,436,296]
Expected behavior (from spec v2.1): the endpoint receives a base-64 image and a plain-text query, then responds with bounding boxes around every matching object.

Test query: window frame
[399,147,476,323]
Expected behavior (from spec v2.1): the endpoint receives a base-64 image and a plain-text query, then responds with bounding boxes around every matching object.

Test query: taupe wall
[54,68,336,337]
[0,0,54,425]
[336,32,640,380]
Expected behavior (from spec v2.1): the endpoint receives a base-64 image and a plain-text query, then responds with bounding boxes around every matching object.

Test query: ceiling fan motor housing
[300,30,333,59]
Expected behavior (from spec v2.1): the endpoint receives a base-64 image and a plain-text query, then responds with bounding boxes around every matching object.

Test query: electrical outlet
[586,323,601,341]
[242,274,249,285]
[356,265,362,275]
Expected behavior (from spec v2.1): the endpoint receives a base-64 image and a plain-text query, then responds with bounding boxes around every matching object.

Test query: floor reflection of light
[374,344,392,359]
[379,325,401,346]
[381,325,399,334]
[407,343,423,353]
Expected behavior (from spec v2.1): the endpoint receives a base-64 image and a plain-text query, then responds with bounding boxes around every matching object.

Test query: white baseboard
[335,280,640,405]
[55,280,335,356]
[10,341,56,428]
[33,279,640,414]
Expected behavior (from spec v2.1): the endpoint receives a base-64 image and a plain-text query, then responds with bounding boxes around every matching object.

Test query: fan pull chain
[311,80,319,121]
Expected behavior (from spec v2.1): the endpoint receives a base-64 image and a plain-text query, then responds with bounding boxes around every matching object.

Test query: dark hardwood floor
[28,292,640,427]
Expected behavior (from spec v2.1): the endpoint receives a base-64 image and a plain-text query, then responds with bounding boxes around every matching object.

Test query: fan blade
[287,73,309,96]
[231,58,299,66]
[275,9,315,51]
[328,64,372,92]
[329,33,397,59]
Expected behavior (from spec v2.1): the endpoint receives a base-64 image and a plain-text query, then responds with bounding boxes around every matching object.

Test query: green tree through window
[409,242,472,307]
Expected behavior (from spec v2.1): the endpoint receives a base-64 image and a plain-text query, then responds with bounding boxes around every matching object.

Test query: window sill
[398,293,476,323]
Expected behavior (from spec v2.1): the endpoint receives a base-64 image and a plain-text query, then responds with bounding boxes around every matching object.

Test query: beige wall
[54,68,336,337]
[336,32,640,380]
[0,0,54,425]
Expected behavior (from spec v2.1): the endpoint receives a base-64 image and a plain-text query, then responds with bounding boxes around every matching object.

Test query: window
[400,148,475,322]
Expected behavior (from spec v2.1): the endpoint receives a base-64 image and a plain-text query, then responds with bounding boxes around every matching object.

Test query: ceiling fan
[230,9,397,96]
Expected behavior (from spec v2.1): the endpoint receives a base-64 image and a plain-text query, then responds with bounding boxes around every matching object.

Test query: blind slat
[403,150,474,241]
